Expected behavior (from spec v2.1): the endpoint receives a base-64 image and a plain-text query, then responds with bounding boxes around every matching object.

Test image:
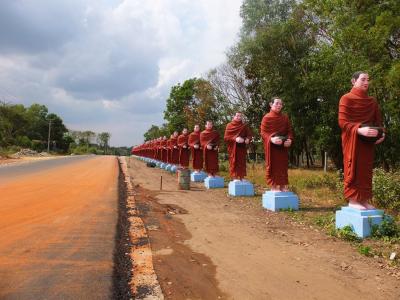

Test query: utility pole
[47,119,52,153]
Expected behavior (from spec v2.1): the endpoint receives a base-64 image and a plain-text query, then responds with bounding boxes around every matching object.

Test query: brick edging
[118,156,164,300]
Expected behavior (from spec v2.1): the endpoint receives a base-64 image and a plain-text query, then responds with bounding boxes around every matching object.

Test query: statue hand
[271,136,282,145]
[207,144,213,150]
[235,137,244,143]
[245,138,250,144]
[375,134,385,145]
[357,127,378,137]
[194,144,199,149]
[284,139,292,147]
[183,145,187,148]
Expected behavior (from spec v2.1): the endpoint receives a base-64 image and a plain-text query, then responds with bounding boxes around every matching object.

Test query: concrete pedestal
[190,171,207,182]
[204,176,224,189]
[228,180,254,196]
[262,191,299,211]
[335,206,384,238]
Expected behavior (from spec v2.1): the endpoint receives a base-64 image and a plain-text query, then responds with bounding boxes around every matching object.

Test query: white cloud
[0,0,243,146]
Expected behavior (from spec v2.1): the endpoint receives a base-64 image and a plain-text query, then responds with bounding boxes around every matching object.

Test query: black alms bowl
[273,135,288,146]
[359,124,384,143]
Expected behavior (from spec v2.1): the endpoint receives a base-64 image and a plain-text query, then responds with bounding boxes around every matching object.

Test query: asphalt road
[0,155,119,299]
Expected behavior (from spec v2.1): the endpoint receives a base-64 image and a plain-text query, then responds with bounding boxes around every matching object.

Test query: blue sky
[0,0,243,146]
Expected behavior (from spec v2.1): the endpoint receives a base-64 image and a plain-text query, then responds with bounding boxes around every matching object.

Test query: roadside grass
[220,161,400,265]
[0,146,21,158]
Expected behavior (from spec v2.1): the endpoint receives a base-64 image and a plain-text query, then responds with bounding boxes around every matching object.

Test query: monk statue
[224,112,253,181]
[177,128,190,168]
[188,124,203,172]
[200,121,220,177]
[260,97,294,192]
[169,131,180,165]
[161,136,168,163]
[156,137,162,161]
[338,71,385,210]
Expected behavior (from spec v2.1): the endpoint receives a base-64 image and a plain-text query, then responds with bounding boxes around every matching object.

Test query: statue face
[233,112,242,122]
[352,73,369,92]
[183,128,188,134]
[205,121,213,130]
[173,131,178,137]
[270,98,283,113]
[194,125,200,132]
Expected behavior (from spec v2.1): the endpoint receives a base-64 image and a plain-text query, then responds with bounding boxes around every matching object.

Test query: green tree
[46,113,67,151]
[143,124,169,141]
[163,78,218,133]
[97,132,111,154]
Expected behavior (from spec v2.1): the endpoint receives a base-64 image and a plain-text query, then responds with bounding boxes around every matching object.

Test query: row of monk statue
[132,71,385,211]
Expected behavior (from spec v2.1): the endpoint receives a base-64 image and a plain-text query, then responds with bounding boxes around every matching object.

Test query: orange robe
[260,110,294,186]
[156,140,162,160]
[178,133,190,167]
[161,140,168,163]
[224,120,253,178]
[200,129,220,175]
[339,87,383,201]
[169,136,179,164]
[188,131,203,170]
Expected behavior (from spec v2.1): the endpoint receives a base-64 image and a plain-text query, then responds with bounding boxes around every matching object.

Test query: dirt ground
[0,155,58,166]
[0,156,119,299]
[128,157,400,300]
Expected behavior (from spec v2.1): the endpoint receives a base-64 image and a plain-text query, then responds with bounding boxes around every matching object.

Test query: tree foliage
[161,78,218,134]
[0,101,68,151]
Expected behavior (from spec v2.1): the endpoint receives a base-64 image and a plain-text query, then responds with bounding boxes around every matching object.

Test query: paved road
[0,156,119,299]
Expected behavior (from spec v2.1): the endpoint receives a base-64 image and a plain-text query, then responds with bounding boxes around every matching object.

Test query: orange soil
[0,156,118,299]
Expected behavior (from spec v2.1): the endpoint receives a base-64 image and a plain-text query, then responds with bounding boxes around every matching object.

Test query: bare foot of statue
[362,201,376,210]
[280,185,289,192]
[348,200,367,210]
[271,185,280,192]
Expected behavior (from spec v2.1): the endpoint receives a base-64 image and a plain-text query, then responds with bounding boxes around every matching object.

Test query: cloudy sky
[0,0,243,146]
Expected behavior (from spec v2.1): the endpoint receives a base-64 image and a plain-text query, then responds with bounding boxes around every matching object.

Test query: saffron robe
[161,139,168,163]
[200,129,220,175]
[156,140,162,160]
[169,136,179,164]
[224,120,253,178]
[339,87,383,201]
[178,133,190,167]
[260,110,294,186]
[188,131,203,170]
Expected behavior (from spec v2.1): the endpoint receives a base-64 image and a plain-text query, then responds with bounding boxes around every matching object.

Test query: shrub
[358,245,373,256]
[219,161,229,172]
[370,215,400,239]
[334,225,361,242]
[15,136,32,148]
[372,168,400,211]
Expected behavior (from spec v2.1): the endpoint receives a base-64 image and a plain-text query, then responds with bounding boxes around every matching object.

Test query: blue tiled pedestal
[336,206,384,238]
[262,191,299,211]
[204,176,224,189]
[190,171,207,182]
[228,180,255,196]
